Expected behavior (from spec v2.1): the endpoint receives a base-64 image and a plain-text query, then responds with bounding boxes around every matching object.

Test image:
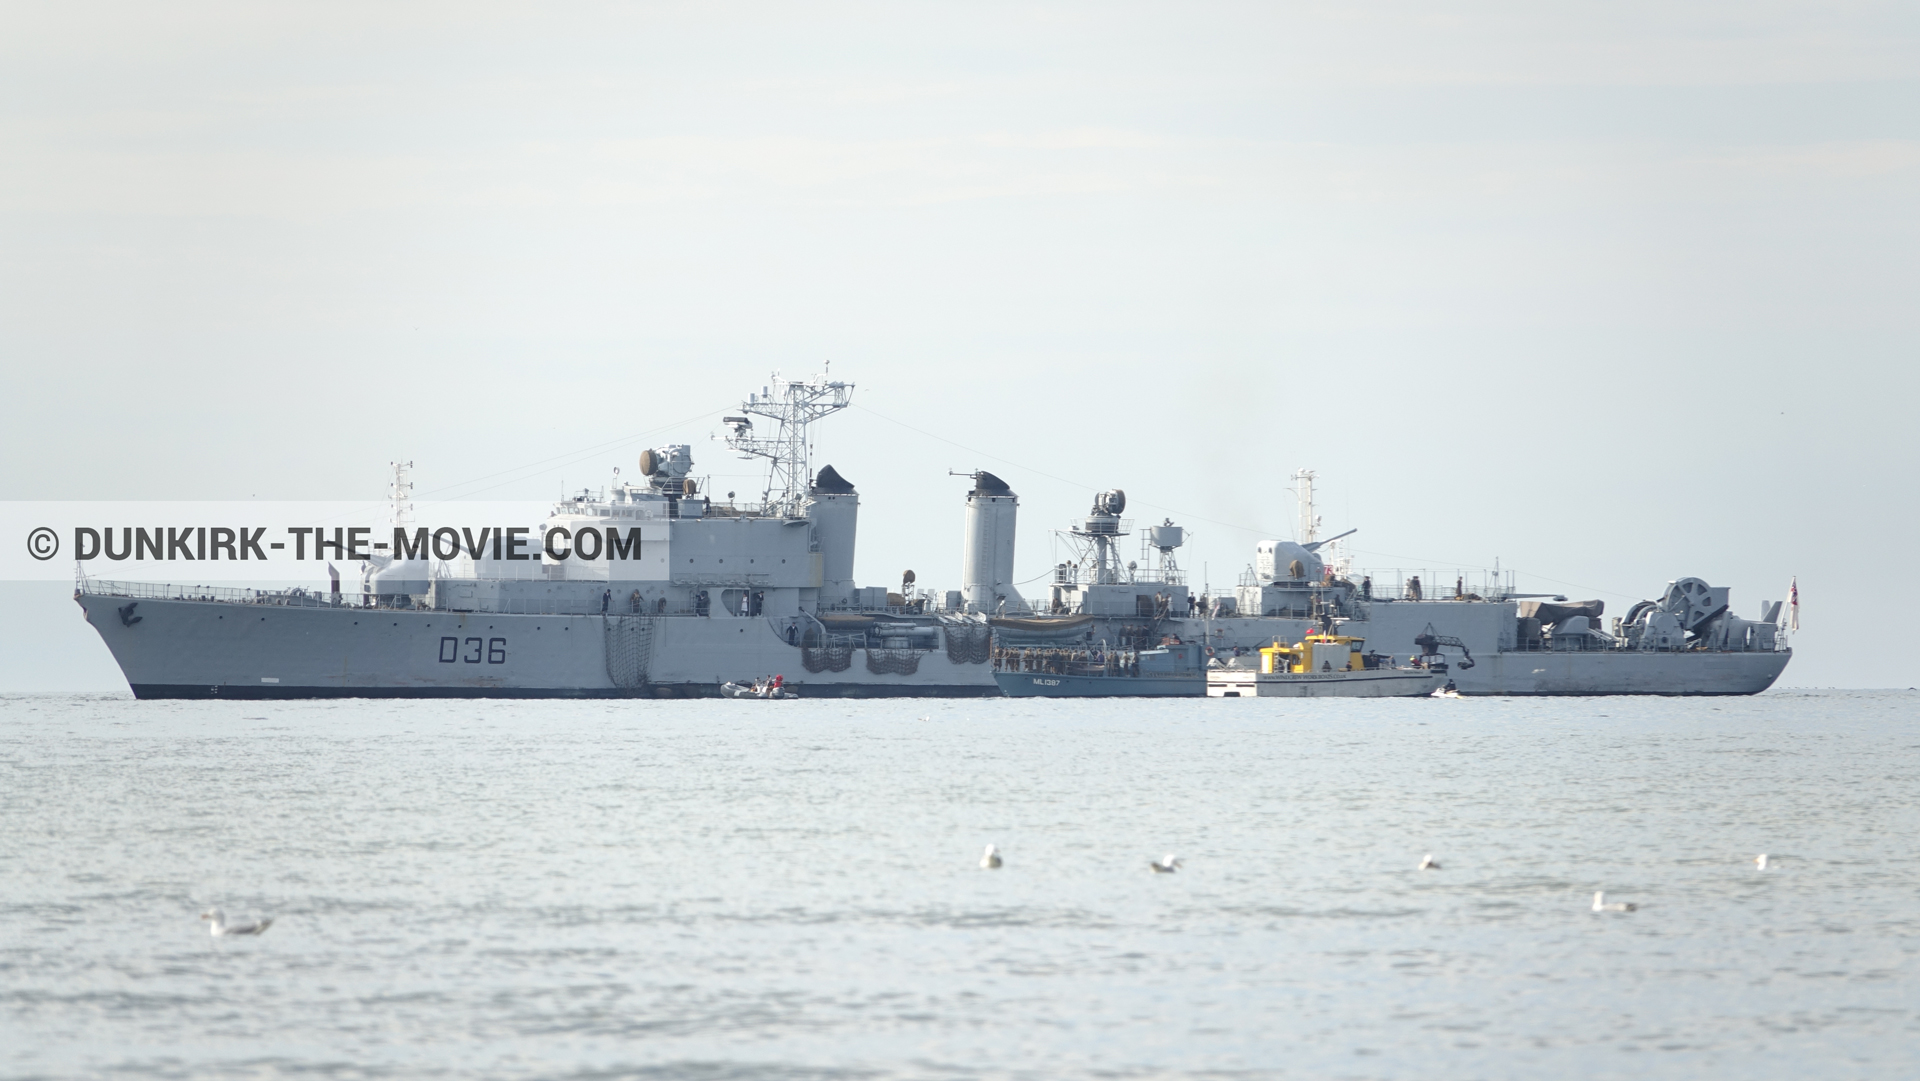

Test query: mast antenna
[1292,468,1319,545]
[1292,467,1353,580]
[722,370,854,513]
[389,460,415,529]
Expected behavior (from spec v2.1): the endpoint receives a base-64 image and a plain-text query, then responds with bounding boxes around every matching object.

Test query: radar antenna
[1064,490,1131,585]
[722,371,854,513]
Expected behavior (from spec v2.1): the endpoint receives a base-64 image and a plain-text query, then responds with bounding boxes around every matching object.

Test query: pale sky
[3,1,1916,689]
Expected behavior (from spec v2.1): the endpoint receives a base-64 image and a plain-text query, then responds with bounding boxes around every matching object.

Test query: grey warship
[73,373,1791,698]
[989,474,1791,697]
[76,374,1004,697]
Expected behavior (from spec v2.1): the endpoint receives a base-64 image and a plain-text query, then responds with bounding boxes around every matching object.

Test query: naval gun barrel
[1301,528,1356,553]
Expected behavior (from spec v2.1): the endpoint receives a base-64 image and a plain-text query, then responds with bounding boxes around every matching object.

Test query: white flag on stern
[1788,576,1799,630]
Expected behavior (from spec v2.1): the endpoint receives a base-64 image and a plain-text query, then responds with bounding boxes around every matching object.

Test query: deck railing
[74,578,710,616]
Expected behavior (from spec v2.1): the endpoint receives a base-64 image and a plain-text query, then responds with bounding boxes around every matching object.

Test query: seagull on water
[980,844,1002,869]
[1149,854,1183,874]
[1754,854,1770,870]
[201,908,274,936]
[1591,891,1637,913]
[1419,853,1441,870]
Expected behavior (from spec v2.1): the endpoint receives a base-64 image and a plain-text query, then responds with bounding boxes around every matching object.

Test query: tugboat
[992,640,1205,697]
[1206,633,1438,698]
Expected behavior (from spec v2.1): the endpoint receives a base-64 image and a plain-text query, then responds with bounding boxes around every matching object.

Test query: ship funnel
[807,464,859,608]
[812,464,856,494]
[972,471,1011,494]
[960,471,1023,614]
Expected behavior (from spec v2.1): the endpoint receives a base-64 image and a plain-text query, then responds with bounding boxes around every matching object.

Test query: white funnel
[961,472,1023,614]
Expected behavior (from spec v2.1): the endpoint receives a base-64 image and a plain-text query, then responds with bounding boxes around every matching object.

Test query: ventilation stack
[961,471,1023,614]
[807,464,859,608]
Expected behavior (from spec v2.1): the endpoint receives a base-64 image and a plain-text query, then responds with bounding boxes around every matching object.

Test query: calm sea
[2,690,1915,1079]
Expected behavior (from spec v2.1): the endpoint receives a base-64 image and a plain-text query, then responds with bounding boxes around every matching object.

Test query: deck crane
[1413,625,1476,670]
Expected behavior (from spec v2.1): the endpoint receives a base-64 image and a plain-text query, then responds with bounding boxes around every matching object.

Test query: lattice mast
[1292,467,1353,580]
[1292,468,1319,545]
[1067,490,1131,585]
[389,460,415,528]
[723,371,854,513]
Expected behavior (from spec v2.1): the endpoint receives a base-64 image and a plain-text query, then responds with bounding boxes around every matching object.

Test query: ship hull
[122,683,996,699]
[1184,604,1791,696]
[1207,669,1439,698]
[77,594,1001,699]
[76,592,1792,700]
[1439,649,1792,696]
[992,672,1203,697]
